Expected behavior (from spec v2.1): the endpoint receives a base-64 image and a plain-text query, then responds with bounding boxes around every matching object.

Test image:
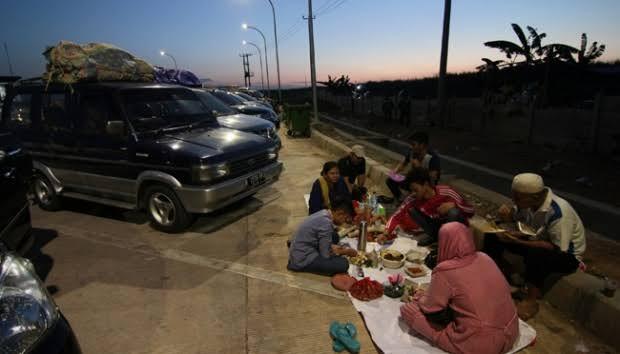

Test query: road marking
[53,224,346,300]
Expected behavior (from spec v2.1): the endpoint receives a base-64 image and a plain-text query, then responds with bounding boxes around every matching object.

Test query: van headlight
[195,163,230,182]
[0,253,59,353]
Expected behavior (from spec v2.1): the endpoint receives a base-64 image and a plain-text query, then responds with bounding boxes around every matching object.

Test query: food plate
[380,250,405,269]
[331,274,357,291]
[405,266,428,278]
[406,249,428,263]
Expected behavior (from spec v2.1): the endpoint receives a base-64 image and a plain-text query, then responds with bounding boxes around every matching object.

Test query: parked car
[1,81,283,232]
[231,91,274,110]
[209,89,280,128]
[0,130,33,254]
[0,131,82,354]
[192,89,281,149]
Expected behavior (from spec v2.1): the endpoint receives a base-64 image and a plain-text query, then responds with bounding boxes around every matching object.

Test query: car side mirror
[106,120,125,136]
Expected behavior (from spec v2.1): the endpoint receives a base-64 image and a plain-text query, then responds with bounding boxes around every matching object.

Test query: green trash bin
[284,103,312,137]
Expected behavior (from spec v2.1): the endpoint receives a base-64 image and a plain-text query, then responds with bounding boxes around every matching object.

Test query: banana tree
[578,33,606,64]
[484,24,547,65]
[476,58,505,72]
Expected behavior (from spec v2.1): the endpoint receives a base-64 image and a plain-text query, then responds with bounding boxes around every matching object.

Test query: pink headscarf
[434,222,478,273]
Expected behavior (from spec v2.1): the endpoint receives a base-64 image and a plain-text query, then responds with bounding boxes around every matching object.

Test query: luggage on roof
[42,41,154,84]
[154,66,202,87]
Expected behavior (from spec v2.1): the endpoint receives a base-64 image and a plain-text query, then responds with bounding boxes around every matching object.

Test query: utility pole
[304,0,318,122]
[437,0,451,128]
[3,42,14,75]
[240,53,253,88]
[267,0,282,103]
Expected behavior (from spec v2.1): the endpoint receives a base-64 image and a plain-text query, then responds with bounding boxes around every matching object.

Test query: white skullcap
[351,145,365,158]
[512,173,545,194]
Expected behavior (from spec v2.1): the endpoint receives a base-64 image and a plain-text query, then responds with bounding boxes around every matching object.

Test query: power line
[316,0,348,16]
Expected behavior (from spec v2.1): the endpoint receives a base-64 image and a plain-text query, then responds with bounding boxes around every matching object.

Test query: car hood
[158,127,273,162]
[232,104,271,114]
[216,114,273,132]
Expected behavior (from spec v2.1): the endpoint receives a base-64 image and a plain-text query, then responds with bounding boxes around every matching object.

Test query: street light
[160,50,178,70]
[242,23,271,97]
[265,0,282,103]
[243,40,265,92]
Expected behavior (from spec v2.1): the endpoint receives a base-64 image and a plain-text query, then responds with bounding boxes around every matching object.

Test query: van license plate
[247,173,266,187]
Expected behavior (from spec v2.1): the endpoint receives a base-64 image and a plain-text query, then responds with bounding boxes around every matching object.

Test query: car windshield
[211,91,244,106]
[194,90,236,116]
[121,89,213,133]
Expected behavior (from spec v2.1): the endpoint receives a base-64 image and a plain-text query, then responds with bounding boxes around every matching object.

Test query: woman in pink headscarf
[401,222,519,354]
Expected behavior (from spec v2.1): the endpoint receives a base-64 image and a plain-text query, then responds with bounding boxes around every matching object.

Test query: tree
[318,74,352,95]
[578,33,605,65]
[476,58,505,72]
[484,24,546,65]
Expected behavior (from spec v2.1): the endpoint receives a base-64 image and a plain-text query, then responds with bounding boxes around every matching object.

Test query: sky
[1,0,619,87]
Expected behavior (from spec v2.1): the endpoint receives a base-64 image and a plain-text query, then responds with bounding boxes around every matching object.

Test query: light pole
[242,23,271,97]
[437,0,451,127]
[160,50,178,70]
[243,40,265,92]
[305,0,318,122]
[266,0,282,103]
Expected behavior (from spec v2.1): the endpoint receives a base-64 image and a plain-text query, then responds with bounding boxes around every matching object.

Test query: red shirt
[414,185,474,219]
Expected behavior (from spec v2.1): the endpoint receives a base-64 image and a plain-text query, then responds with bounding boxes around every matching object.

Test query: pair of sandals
[330,321,360,353]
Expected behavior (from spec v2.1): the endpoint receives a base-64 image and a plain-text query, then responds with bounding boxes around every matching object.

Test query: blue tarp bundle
[154,66,201,87]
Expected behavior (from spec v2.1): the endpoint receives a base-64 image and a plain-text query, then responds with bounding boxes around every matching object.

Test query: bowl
[406,250,428,263]
[380,250,405,269]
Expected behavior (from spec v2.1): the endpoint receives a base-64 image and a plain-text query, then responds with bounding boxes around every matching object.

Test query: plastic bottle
[369,192,378,213]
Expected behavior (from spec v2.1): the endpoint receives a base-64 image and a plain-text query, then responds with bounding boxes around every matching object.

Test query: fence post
[590,92,603,154]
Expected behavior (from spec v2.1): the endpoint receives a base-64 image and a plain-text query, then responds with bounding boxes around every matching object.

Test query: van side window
[41,93,68,131]
[78,94,112,135]
[7,94,32,129]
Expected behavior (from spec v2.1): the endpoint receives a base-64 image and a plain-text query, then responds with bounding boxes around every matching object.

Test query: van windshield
[121,89,213,133]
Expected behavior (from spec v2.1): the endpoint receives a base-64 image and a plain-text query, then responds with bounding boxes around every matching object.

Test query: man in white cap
[484,173,586,320]
[338,145,367,198]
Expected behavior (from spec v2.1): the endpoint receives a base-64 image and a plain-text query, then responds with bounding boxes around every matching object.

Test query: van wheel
[144,185,193,233]
[32,174,61,211]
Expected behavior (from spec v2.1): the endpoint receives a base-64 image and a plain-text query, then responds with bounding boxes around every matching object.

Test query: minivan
[1,81,283,232]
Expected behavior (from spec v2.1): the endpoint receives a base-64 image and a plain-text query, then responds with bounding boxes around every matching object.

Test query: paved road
[26,132,616,353]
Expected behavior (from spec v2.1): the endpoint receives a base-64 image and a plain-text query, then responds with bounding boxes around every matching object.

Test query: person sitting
[338,145,367,200]
[386,132,440,203]
[308,161,351,215]
[405,168,474,246]
[288,198,358,275]
[483,173,586,320]
[401,222,519,354]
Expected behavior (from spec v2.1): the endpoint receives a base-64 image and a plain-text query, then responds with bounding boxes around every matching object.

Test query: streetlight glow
[160,51,165,56]
[241,23,248,30]
[242,40,247,45]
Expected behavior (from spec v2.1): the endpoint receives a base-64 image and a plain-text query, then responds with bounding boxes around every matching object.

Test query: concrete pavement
[28,131,618,353]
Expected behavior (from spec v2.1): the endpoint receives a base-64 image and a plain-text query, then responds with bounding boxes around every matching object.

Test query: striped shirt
[413,185,475,219]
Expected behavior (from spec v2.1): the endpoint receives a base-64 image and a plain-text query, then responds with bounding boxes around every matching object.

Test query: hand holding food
[498,204,514,222]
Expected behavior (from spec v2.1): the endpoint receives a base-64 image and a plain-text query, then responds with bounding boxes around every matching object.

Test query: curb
[309,125,620,348]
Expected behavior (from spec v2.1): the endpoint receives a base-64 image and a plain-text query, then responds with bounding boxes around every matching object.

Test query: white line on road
[53,224,346,300]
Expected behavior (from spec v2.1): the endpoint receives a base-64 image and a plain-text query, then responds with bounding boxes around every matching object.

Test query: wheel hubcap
[149,193,176,226]
[35,179,51,204]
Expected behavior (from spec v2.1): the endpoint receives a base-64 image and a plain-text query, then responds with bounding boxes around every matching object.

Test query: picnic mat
[343,238,537,354]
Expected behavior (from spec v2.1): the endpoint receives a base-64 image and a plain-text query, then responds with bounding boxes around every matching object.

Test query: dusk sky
[1,0,619,87]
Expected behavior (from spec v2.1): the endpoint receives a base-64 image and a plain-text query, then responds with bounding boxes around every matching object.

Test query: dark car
[192,89,281,149]
[210,89,280,128]
[231,91,274,111]
[1,81,283,232]
[0,131,81,354]
[0,248,82,354]
[0,130,32,254]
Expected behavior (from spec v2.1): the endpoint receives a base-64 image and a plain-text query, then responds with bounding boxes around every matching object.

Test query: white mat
[343,237,536,354]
